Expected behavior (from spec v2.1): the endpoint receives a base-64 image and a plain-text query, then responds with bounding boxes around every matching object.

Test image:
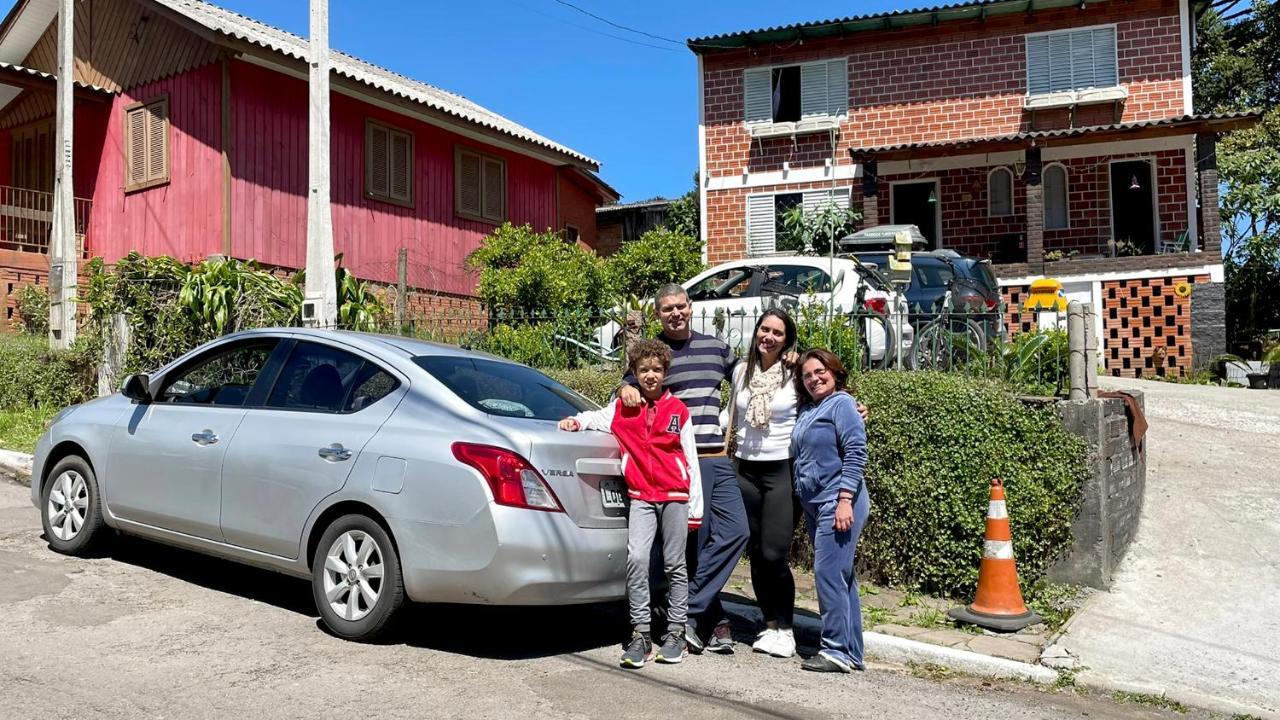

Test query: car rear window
[970,260,998,291]
[413,356,596,420]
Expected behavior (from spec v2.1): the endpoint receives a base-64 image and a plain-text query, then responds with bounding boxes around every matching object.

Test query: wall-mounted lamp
[1013,160,1027,177]
[927,188,938,204]
[1128,175,1141,191]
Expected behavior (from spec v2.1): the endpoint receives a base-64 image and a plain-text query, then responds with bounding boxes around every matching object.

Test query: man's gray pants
[628,499,688,633]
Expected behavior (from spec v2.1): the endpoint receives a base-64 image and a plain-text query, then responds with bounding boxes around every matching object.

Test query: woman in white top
[723,309,801,659]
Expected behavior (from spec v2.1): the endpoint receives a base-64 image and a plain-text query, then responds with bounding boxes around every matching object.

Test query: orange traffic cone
[948,478,1042,632]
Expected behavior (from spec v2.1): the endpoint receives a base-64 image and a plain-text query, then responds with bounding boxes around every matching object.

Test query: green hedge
[0,335,98,411]
[544,366,1087,597]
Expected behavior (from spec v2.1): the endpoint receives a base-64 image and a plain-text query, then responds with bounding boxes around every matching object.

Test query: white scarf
[746,361,786,430]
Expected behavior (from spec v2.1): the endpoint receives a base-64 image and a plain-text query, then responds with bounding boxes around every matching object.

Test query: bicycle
[912,277,992,371]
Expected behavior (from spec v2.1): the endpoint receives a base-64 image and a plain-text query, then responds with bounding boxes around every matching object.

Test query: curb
[1074,673,1279,720]
[0,448,32,487]
[865,631,1058,684]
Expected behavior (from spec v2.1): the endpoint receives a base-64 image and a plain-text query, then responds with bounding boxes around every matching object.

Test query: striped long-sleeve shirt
[624,331,738,451]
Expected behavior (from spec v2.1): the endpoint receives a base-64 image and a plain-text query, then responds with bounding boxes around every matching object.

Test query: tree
[605,227,704,300]
[663,171,700,240]
[778,200,862,256]
[466,223,609,313]
[1194,1,1280,344]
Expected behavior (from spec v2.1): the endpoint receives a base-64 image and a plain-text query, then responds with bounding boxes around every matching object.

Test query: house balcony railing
[0,185,90,256]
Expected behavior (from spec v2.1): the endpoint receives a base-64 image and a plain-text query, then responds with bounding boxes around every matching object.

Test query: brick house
[0,0,617,330]
[690,0,1258,378]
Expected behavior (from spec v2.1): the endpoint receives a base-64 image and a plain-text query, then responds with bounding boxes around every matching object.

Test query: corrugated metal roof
[0,61,113,92]
[596,198,672,214]
[850,112,1262,155]
[152,0,598,169]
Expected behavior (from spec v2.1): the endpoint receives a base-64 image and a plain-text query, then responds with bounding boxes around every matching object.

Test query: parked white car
[595,256,914,365]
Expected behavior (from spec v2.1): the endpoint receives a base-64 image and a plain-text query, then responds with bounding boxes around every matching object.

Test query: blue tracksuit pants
[803,487,871,669]
[686,455,750,628]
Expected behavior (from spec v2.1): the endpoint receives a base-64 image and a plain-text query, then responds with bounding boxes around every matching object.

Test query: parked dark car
[846,249,1003,339]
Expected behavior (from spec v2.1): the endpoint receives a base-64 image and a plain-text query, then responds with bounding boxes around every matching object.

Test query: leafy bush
[0,334,97,411]
[548,366,1088,598]
[851,371,1087,596]
[13,283,49,336]
[467,223,608,313]
[794,302,864,374]
[985,329,1069,396]
[604,228,704,300]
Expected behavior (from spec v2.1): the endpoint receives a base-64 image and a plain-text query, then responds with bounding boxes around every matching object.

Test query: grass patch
[862,605,895,627]
[0,406,55,455]
[906,661,954,681]
[1111,691,1188,714]
[1025,582,1088,633]
[907,607,951,629]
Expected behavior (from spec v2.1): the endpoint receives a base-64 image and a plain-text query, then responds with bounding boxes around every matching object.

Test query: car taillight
[451,443,564,513]
[985,298,998,311]
[863,297,888,314]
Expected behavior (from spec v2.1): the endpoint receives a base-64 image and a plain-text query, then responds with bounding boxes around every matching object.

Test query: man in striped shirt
[620,283,749,653]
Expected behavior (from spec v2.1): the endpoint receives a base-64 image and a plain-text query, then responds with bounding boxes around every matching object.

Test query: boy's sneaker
[706,621,735,654]
[655,631,686,664]
[620,631,653,669]
[684,623,705,655]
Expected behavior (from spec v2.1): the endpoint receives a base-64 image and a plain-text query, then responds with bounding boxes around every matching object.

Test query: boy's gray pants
[628,499,688,633]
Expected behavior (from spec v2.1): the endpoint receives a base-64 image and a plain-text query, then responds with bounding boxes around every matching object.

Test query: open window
[744,59,848,131]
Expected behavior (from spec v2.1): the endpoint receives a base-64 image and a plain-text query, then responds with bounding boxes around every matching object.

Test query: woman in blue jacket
[791,348,870,673]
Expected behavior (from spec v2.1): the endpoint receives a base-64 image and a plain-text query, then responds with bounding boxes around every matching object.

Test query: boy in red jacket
[559,339,703,668]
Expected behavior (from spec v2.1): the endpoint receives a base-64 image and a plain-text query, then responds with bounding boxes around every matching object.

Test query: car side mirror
[122,374,152,403]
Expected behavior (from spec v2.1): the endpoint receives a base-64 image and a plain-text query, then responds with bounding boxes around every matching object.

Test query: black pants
[736,457,796,629]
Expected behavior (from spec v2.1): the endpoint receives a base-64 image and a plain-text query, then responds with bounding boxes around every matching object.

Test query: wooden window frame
[454,146,507,224]
[123,95,170,193]
[563,224,580,244]
[364,118,415,208]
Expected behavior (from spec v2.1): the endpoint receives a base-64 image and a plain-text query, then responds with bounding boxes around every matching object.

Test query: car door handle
[191,430,219,446]
[318,444,353,462]
[730,309,747,316]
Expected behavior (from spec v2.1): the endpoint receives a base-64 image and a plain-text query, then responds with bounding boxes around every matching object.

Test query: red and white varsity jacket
[568,391,704,529]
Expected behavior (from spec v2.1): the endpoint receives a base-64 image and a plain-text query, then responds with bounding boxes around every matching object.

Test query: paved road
[1060,378,1280,719]
[0,480,1201,719]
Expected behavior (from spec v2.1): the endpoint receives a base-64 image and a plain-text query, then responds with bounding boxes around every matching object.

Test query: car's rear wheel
[312,514,404,642]
[41,456,107,556]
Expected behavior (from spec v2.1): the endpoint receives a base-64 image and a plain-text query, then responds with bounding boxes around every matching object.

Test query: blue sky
[193,0,907,202]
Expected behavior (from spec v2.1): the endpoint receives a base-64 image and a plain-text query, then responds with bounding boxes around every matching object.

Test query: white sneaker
[751,628,779,655]
[769,628,796,658]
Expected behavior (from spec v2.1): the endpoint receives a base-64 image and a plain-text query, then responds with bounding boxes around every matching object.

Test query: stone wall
[1051,392,1146,589]
[1190,282,1226,369]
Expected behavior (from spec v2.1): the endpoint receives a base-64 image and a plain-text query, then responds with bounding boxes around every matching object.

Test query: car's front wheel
[41,456,107,556]
[311,514,404,642]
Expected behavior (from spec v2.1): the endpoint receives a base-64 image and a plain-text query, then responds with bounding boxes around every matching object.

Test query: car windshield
[413,355,596,420]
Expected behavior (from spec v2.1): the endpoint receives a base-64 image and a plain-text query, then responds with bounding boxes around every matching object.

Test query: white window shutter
[825,58,848,116]
[1048,33,1072,93]
[1092,27,1117,87]
[743,67,772,123]
[746,194,776,255]
[1026,35,1050,95]
[800,61,829,118]
[1070,29,1095,89]
[802,188,851,214]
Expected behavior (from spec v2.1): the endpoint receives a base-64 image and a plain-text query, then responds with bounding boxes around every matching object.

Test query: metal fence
[372,302,1069,396]
[0,185,92,255]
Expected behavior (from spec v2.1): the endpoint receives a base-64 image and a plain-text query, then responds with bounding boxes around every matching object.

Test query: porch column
[861,159,879,228]
[1024,146,1044,270]
[1196,134,1222,258]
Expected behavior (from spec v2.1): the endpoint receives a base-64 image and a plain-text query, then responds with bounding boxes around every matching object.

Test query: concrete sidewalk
[1055,378,1280,719]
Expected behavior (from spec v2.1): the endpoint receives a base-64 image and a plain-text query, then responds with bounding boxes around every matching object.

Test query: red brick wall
[700,0,1188,262]
[868,147,1188,259]
[1102,274,1207,378]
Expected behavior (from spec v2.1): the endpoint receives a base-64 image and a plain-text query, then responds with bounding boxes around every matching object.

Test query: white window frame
[1024,23,1120,99]
[988,167,1014,218]
[888,178,943,248]
[1106,156,1161,253]
[1043,162,1070,231]
[742,58,848,136]
[744,187,852,257]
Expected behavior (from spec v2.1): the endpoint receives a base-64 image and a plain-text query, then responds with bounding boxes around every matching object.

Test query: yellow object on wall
[1024,278,1067,311]
[1174,281,1192,298]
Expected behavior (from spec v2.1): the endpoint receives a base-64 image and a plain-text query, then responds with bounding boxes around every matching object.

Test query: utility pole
[48,0,76,348]
[303,0,337,328]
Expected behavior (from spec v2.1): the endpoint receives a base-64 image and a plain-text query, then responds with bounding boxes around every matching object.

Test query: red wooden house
[691,0,1258,377]
[0,0,617,328]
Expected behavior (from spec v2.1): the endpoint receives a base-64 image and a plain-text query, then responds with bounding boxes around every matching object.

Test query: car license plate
[599,478,627,509]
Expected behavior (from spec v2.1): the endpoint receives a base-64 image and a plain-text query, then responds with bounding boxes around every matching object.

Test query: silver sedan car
[32,329,630,641]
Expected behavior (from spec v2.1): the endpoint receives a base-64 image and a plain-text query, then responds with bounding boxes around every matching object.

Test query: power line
[504,0,681,52]
[550,0,685,46]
